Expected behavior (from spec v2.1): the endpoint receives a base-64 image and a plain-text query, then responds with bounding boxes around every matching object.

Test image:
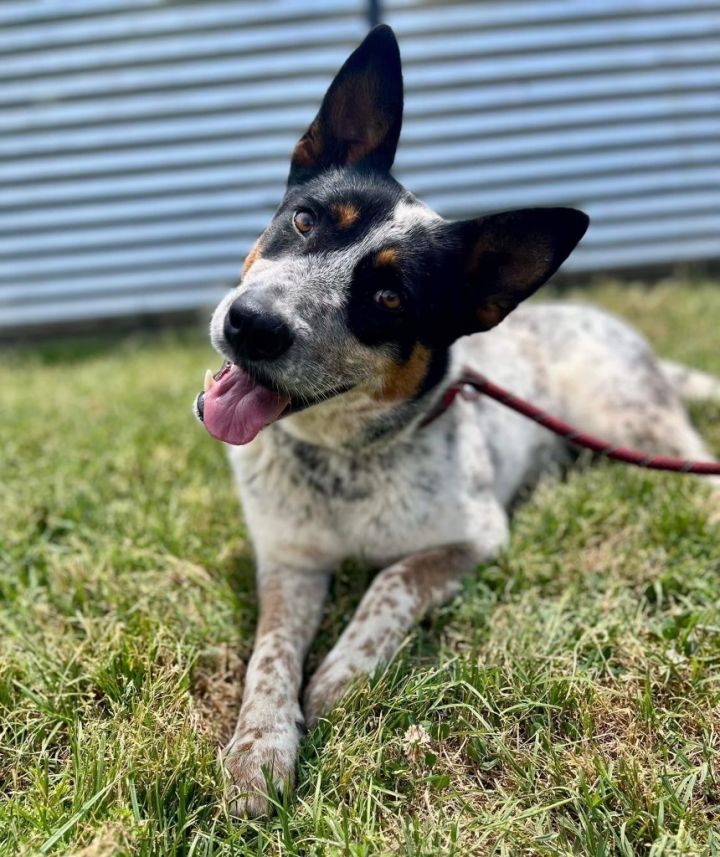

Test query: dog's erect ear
[451,208,589,334]
[288,25,403,183]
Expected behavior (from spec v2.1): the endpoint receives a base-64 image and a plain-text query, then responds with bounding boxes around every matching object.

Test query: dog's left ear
[288,25,403,183]
[450,207,589,334]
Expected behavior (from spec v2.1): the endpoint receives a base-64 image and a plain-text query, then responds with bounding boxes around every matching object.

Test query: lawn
[1,280,720,856]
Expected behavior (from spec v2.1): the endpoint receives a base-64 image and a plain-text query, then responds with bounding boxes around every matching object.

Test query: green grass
[2,279,720,856]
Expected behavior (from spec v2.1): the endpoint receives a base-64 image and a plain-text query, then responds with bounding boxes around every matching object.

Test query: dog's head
[196,25,588,447]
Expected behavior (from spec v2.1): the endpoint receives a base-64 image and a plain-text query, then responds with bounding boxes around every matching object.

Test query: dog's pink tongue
[203,364,289,445]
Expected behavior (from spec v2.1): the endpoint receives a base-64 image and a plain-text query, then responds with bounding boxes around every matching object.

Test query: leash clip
[460,382,482,401]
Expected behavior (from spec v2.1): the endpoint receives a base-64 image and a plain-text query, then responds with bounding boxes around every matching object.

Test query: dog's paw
[222,717,302,818]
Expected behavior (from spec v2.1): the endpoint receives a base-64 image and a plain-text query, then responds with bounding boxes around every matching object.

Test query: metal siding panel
[388,0,720,275]
[0,1,366,328]
[1,0,719,331]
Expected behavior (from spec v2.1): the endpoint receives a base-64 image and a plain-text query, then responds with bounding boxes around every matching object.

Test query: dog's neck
[273,363,451,453]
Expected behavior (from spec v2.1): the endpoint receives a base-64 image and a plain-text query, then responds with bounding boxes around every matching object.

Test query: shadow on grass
[217,546,259,631]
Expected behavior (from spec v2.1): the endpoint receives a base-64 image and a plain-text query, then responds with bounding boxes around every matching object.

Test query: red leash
[421,367,720,476]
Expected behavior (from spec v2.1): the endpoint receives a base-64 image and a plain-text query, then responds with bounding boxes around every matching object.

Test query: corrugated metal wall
[388,0,720,273]
[1,0,718,331]
[0,0,368,329]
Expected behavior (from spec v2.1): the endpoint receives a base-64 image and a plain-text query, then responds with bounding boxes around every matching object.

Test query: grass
[1,278,720,856]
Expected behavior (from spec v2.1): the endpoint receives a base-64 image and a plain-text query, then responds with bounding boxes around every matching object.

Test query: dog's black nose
[224,294,293,362]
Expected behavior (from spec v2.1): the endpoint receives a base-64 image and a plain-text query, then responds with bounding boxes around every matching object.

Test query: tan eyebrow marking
[242,241,262,276]
[375,247,400,267]
[331,203,360,229]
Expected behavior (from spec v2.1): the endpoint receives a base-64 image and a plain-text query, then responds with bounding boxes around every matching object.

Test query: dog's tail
[660,359,720,402]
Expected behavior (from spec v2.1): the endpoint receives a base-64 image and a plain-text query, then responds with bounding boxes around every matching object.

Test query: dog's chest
[228,419,496,567]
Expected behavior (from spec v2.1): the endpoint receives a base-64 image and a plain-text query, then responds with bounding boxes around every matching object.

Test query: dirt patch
[191,644,246,745]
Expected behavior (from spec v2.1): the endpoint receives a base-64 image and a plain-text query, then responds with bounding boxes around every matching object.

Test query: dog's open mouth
[195,362,291,445]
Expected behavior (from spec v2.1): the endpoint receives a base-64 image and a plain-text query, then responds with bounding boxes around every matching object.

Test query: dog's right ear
[288,25,403,184]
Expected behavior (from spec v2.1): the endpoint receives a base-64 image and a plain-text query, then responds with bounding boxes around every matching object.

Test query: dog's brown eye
[374,288,403,311]
[293,209,315,235]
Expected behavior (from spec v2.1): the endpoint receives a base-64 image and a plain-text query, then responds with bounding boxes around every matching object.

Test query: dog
[194,25,720,816]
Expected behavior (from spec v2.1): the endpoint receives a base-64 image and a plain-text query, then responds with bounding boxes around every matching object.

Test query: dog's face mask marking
[198,26,588,446]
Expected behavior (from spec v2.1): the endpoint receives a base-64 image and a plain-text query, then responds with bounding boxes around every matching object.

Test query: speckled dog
[194,26,720,816]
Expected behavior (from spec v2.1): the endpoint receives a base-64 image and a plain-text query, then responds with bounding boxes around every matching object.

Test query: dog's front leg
[304,542,493,728]
[223,565,329,817]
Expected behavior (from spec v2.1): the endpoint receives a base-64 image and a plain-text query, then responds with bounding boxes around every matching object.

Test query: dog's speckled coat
[198,27,720,816]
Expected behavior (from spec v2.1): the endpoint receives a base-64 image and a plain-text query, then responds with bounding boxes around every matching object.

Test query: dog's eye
[373,288,403,312]
[293,209,315,236]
